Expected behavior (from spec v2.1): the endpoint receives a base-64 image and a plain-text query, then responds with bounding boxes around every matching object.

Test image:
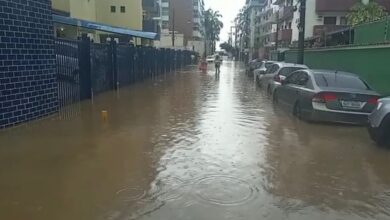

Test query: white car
[254,61,275,84]
[259,62,308,96]
[206,55,215,63]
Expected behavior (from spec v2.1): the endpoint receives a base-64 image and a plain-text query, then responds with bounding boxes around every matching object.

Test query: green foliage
[220,42,234,53]
[204,9,224,54]
[347,2,388,26]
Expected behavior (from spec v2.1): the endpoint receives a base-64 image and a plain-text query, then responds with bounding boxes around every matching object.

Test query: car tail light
[273,75,281,82]
[312,92,337,103]
[367,97,379,105]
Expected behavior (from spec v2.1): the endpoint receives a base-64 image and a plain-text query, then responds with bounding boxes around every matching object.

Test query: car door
[294,72,314,115]
[261,64,279,88]
[277,71,301,109]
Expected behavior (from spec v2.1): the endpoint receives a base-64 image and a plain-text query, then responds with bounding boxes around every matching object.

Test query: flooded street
[2,62,390,220]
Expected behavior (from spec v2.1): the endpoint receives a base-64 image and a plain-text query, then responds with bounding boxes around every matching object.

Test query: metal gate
[55,38,80,108]
[90,43,113,94]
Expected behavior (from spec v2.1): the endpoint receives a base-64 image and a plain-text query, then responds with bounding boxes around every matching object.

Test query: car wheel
[371,116,390,146]
[377,122,390,146]
[293,102,303,120]
[385,124,390,146]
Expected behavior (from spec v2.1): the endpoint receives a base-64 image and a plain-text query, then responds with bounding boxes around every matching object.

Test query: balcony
[313,25,350,37]
[314,0,390,12]
[315,0,356,12]
[265,13,278,24]
[279,6,294,21]
[278,29,292,42]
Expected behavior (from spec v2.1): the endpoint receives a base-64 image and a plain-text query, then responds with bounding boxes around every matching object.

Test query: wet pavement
[1,62,390,220]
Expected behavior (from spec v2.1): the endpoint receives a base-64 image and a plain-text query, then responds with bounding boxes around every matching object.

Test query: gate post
[109,39,118,90]
[79,34,92,100]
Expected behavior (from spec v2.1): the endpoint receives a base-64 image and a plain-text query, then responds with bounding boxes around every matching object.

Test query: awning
[53,15,158,40]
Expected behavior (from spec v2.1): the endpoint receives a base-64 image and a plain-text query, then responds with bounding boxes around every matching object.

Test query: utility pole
[297,0,306,64]
[275,10,279,51]
[171,0,175,47]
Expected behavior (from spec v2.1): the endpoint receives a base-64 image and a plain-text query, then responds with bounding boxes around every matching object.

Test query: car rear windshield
[314,73,370,90]
[279,67,305,76]
[265,63,274,69]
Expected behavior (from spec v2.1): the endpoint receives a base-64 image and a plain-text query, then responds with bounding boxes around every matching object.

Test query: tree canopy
[347,1,388,26]
[220,42,234,53]
[204,9,223,55]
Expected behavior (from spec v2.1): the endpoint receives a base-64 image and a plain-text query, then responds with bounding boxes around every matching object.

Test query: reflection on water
[1,62,390,220]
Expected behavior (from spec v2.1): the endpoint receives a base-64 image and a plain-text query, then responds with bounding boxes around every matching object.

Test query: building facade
[142,0,161,35]
[155,0,205,54]
[52,0,143,42]
[273,0,390,47]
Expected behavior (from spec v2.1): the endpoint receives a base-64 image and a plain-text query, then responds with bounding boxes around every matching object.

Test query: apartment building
[257,0,278,47]
[273,0,390,46]
[242,0,265,60]
[155,0,205,54]
[52,0,143,42]
[143,0,161,38]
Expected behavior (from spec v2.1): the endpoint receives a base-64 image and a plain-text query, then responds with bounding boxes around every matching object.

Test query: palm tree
[203,9,224,55]
[234,6,250,60]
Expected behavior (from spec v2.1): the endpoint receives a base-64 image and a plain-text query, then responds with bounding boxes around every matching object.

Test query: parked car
[274,69,381,124]
[253,61,276,83]
[257,62,308,95]
[246,59,262,77]
[206,55,215,63]
[368,97,390,145]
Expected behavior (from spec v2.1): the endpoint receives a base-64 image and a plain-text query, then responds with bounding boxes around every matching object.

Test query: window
[324,17,337,25]
[286,72,301,84]
[162,21,169,29]
[279,67,305,77]
[120,6,126,13]
[286,71,309,86]
[162,8,169,16]
[340,17,347,25]
[288,22,292,29]
[314,73,370,90]
[296,72,309,86]
[264,62,274,69]
[111,6,116,13]
[266,64,279,74]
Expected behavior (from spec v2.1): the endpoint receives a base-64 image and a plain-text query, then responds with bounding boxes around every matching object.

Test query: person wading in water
[215,54,222,75]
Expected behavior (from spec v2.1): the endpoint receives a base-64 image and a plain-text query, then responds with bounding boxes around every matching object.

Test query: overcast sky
[204,0,246,44]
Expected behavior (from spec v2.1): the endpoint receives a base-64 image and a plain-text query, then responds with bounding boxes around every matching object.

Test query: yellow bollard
[101,110,108,122]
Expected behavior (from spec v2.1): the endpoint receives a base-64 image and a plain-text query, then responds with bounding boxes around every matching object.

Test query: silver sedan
[274,69,381,125]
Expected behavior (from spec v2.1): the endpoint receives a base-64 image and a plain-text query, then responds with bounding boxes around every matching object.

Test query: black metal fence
[55,38,80,107]
[55,35,194,108]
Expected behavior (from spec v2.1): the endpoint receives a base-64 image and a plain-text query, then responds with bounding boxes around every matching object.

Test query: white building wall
[304,0,322,39]
[291,5,300,43]
[188,40,205,55]
[155,30,185,48]
[290,0,321,43]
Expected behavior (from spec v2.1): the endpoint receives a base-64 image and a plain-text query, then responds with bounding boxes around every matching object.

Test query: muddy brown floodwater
[1,62,390,220]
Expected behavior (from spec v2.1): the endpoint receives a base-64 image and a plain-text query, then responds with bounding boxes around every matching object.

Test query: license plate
[341,101,364,110]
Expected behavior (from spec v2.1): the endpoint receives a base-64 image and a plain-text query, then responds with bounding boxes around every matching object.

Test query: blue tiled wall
[0,0,58,128]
